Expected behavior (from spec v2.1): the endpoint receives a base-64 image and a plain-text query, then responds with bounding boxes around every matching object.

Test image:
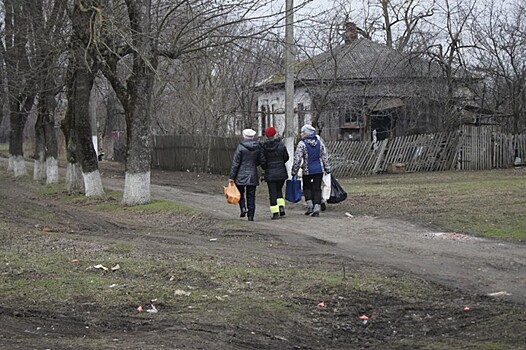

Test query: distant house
[255,22,476,141]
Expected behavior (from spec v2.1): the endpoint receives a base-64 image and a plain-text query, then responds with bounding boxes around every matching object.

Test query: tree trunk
[68,0,104,197]
[9,109,28,177]
[4,0,35,177]
[34,112,46,181]
[43,90,59,185]
[72,66,104,196]
[61,105,84,194]
[121,0,156,205]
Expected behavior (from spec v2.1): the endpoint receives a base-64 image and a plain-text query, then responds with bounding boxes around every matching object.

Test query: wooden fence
[151,126,526,177]
[152,135,239,174]
[326,126,526,177]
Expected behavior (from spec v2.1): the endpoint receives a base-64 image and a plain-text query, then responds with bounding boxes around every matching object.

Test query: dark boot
[271,213,280,220]
[240,204,247,217]
[277,198,286,217]
[321,202,326,212]
[304,200,313,215]
[248,216,254,221]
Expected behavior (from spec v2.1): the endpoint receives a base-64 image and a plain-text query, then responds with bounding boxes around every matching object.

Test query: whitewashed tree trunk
[10,155,27,177]
[33,160,44,180]
[66,162,84,193]
[33,151,46,181]
[122,171,150,205]
[82,169,104,197]
[46,157,59,185]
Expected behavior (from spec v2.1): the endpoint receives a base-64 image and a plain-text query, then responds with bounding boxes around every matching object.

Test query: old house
[255,22,475,141]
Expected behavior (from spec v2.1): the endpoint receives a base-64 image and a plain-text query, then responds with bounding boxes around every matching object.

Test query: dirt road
[99,162,526,305]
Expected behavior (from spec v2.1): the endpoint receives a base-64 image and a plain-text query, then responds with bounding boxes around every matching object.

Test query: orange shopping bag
[224,181,241,204]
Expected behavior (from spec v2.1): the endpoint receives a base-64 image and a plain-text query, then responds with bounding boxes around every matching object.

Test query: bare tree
[2,0,36,177]
[90,0,281,204]
[470,0,526,134]
[423,0,478,131]
[64,0,104,196]
[30,0,68,184]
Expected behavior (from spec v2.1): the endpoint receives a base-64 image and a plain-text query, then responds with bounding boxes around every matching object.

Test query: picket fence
[151,126,526,177]
[326,126,526,178]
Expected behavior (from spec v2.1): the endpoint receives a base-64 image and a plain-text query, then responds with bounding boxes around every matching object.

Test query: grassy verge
[338,169,526,241]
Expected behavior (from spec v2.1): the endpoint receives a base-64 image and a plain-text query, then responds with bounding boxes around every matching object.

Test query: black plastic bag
[327,174,347,204]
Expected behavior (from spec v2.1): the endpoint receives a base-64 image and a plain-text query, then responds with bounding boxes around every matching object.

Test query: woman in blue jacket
[291,124,331,217]
[229,129,265,221]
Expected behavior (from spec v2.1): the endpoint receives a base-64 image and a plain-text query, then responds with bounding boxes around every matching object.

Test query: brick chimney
[344,22,358,44]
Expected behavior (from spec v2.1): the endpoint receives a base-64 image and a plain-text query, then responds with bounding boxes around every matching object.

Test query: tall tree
[65,0,104,196]
[470,0,526,134]
[95,0,280,204]
[30,0,68,184]
[2,0,36,177]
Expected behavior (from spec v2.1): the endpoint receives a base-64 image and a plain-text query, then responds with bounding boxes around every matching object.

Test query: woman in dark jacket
[261,126,289,219]
[229,129,265,221]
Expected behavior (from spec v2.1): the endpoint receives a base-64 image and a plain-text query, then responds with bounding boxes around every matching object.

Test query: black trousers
[266,179,285,206]
[303,173,323,205]
[238,185,256,216]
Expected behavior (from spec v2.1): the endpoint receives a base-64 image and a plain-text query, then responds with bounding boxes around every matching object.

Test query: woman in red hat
[260,126,289,219]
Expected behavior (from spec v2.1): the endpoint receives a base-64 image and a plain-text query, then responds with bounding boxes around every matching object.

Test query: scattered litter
[345,212,354,218]
[274,335,288,341]
[359,315,369,324]
[111,264,121,271]
[174,289,191,297]
[146,305,158,314]
[317,301,326,308]
[209,238,218,242]
[215,296,225,301]
[487,291,512,297]
[463,306,471,311]
[137,305,143,312]
[71,259,80,263]
[41,226,53,232]
[109,284,118,288]
[94,264,108,271]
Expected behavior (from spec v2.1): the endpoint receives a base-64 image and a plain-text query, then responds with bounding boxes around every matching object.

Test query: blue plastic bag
[285,176,302,203]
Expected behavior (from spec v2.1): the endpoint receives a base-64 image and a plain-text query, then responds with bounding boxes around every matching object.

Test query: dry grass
[337,168,526,241]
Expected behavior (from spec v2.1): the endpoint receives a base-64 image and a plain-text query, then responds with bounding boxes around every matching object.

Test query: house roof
[257,38,454,88]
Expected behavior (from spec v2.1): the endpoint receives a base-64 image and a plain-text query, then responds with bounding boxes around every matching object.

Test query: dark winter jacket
[229,140,265,186]
[261,138,289,182]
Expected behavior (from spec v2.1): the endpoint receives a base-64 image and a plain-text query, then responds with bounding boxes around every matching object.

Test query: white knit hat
[301,124,316,136]
[242,128,257,140]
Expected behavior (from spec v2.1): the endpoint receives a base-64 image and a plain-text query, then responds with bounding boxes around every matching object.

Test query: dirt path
[98,164,526,305]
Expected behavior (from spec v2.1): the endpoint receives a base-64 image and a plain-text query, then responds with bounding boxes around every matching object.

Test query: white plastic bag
[322,173,331,202]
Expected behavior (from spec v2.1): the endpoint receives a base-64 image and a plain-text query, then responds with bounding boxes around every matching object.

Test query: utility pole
[284,0,295,176]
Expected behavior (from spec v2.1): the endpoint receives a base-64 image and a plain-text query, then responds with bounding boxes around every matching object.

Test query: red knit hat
[265,126,277,138]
